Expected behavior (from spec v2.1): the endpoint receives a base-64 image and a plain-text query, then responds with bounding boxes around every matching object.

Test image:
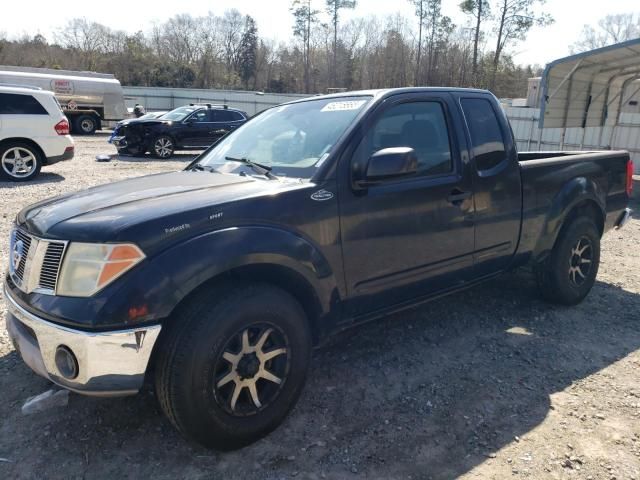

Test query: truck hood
[16,171,294,243]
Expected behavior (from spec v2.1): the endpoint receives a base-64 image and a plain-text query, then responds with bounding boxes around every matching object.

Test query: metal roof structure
[539,38,640,129]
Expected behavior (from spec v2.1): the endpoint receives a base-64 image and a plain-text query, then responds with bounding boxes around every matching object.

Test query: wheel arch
[532,176,605,262]
[0,137,46,163]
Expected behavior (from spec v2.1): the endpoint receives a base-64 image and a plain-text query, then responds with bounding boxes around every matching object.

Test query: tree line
[1,1,626,99]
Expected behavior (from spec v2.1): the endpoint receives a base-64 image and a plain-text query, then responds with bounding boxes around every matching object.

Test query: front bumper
[4,284,161,397]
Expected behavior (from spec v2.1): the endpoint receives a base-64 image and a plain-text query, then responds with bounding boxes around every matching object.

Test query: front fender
[150,225,337,319]
[532,176,605,259]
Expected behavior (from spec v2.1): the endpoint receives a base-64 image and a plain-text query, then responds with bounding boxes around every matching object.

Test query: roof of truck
[283,87,493,106]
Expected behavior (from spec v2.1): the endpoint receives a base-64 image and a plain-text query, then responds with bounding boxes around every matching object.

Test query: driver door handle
[448,189,472,206]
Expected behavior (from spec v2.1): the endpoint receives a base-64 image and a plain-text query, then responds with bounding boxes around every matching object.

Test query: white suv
[0,85,74,181]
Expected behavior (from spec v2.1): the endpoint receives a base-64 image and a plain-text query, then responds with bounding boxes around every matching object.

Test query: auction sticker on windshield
[321,100,367,112]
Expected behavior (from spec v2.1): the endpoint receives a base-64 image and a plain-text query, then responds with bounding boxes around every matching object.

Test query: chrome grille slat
[38,240,67,291]
[9,228,67,295]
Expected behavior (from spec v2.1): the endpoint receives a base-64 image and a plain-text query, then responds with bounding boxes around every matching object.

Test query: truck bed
[516,150,631,261]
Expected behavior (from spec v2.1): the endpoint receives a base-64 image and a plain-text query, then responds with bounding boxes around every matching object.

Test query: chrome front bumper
[4,284,161,397]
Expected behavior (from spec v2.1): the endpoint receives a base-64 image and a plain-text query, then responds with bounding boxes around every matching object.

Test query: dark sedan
[111,104,247,158]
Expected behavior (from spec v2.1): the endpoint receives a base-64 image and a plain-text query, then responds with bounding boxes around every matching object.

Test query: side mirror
[185,118,196,126]
[355,147,418,188]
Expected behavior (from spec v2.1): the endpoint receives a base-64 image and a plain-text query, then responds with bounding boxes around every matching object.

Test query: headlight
[57,243,145,297]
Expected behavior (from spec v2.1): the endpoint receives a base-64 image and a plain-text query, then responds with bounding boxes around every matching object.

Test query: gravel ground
[1,134,639,479]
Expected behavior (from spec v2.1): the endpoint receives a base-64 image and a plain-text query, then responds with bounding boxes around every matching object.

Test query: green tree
[490,0,553,90]
[291,0,320,93]
[459,0,489,83]
[238,16,258,89]
[325,0,356,87]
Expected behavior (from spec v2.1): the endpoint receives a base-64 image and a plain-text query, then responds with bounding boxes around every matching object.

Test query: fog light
[55,346,79,379]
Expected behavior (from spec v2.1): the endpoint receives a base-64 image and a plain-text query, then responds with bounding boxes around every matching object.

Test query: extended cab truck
[4,88,633,450]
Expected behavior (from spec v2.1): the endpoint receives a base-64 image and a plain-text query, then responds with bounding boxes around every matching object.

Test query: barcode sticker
[321,100,366,112]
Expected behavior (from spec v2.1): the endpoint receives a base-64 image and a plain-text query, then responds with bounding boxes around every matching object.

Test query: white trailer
[0,66,127,134]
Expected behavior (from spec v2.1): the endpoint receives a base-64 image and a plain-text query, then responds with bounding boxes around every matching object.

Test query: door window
[187,109,210,123]
[359,101,453,177]
[0,93,48,115]
[460,98,506,172]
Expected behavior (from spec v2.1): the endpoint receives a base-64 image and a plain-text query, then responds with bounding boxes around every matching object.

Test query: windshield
[195,96,371,179]
[162,106,198,121]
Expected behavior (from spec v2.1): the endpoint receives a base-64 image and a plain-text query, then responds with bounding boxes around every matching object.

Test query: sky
[1,0,638,66]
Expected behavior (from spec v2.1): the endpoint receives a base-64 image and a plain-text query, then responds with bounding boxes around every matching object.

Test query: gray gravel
[1,134,639,479]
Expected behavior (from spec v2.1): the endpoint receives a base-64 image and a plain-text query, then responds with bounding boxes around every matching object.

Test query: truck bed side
[515,150,630,263]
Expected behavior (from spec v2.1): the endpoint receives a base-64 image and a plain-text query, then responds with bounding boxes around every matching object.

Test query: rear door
[208,110,245,145]
[339,92,476,316]
[455,93,522,276]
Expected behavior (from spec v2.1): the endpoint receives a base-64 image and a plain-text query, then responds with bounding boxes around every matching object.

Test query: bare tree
[572,13,640,52]
[56,18,110,70]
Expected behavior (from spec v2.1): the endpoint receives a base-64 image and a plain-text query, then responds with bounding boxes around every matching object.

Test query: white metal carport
[539,38,640,151]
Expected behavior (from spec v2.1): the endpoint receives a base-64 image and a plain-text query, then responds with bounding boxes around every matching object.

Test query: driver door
[180,109,212,147]
[339,93,476,317]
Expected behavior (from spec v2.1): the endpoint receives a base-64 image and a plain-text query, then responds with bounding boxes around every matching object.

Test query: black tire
[535,216,601,305]
[151,135,175,158]
[0,142,42,182]
[74,115,97,135]
[155,283,312,450]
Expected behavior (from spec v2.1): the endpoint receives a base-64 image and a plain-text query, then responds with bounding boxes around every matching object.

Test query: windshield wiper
[225,156,277,179]
[191,164,218,173]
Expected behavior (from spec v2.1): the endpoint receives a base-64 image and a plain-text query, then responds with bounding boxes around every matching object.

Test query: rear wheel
[0,143,42,182]
[151,135,174,158]
[535,216,600,305]
[155,283,312,450]
[74,115,97,135]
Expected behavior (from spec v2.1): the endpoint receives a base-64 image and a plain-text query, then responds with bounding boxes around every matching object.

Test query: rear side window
[0,93,48,115]
[460,98,506,171]
[358,101,453,177]
[212,110,241,122]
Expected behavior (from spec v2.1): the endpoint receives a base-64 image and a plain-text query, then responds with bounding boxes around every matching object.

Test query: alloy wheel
[213,324,290,417]
[568,235,593,286]
[1,147,36,179]
[154,137,173,158]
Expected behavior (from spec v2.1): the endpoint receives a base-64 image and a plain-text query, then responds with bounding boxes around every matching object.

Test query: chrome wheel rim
[80,118,94,132]
[568,236,593,286]
[213,324,290,417]
[154,137,173,157]
[2,147,36,178]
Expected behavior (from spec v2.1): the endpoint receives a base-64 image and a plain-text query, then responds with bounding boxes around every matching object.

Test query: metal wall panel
[503,106,640,173]
[122,86,310,116]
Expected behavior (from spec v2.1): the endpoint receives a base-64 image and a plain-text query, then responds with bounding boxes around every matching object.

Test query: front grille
[14,229,32,283]
[9,228,67,295]
[38,241,66,291]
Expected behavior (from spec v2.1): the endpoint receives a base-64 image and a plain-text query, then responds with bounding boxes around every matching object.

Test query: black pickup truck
[5,88,633,450]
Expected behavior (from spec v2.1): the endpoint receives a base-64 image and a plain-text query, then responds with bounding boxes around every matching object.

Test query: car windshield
[162,106,198,121]
[194,96,371,180]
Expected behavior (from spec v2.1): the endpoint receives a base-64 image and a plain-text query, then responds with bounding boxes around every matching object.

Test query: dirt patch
[1,136,639,479]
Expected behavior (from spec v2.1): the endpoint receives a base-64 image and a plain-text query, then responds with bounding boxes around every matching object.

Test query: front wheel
[155,283,312,450]
[151,135,175,158]
[535,216,601,305]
